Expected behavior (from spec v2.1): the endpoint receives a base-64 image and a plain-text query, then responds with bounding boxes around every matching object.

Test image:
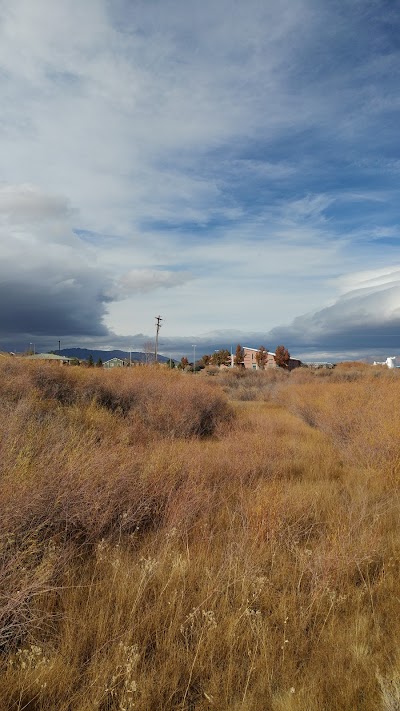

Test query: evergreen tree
[96,357,103,367]
[88,354,94,367]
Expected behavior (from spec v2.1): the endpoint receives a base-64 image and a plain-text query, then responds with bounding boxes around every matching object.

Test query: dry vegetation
[0,360,399,710]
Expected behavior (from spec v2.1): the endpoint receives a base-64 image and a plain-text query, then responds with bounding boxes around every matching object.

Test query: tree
[275,345,290,369]
[96,357,103,367]
[88,354,94,367]
[200,354,212,367]
[167,358,176,369]
[211,349,231,367]
[234,344,244,367]
[255,346,268,370]
[144,341,155,364]
[179,356,189,369]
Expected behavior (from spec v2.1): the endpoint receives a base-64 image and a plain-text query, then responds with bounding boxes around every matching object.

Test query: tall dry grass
[0,361,399,709]
[277,364,400,474]
[213,367,289,402]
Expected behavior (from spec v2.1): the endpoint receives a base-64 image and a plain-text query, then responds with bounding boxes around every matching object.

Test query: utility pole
[154,315,163,363]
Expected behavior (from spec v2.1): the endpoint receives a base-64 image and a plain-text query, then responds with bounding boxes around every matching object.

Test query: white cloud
[336,267,400,294]
[266,266,400,357]
[0,0,322,234]
[116,269,193,295]
[0,183,72,225]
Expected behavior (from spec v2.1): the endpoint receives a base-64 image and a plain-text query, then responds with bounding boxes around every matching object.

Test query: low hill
[58,347,171,363]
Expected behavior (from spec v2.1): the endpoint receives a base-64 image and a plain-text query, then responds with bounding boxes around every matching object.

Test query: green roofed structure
[25,353,74,364]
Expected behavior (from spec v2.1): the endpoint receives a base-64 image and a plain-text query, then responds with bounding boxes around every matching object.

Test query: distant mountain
[58,348,171,363]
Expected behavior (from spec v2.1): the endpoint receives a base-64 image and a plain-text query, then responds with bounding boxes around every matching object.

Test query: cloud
[0,182,191,351]
[116,269,193,295]
[132,265,400,359]
[0,0,356,234]
[266,267,400,357]
[0,183,73,224]
[0,279,109,338]
[136,267,400,360]
[0,183,112,346]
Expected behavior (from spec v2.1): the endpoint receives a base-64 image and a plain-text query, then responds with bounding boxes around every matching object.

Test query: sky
[1,0,400,361]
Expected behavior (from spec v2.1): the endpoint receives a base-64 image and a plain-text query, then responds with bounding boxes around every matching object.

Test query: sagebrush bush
[217,368,289,401]
[0,360,233,437]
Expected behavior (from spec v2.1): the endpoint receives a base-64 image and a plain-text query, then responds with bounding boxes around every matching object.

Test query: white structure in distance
[373,356,396,368]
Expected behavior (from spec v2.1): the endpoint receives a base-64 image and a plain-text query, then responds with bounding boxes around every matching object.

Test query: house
[240,347,302,371]
[103,357,128,368]
[25,353,74,365]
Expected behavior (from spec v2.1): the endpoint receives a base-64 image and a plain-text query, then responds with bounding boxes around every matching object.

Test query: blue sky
[0,0,400,360]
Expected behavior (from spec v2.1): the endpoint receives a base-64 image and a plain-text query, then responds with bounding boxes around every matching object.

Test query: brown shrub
[218,368,289,401]
[0,360,233,438]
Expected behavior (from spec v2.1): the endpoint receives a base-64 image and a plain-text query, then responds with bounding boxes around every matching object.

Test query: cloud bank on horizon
[1,0,400,359]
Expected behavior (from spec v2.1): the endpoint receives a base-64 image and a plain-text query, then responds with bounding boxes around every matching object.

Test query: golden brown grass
[0,361,399,709]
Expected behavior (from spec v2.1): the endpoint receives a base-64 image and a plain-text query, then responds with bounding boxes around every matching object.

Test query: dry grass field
[0,360,399,710]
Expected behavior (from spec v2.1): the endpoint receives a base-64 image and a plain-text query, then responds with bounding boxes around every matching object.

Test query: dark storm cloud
[0,184,114,351]
[0,279,109,337]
